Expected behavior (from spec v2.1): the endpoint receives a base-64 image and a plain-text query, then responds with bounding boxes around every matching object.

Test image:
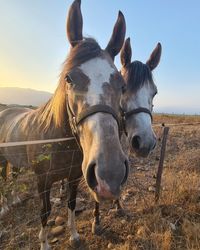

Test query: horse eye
[65,74,73,84]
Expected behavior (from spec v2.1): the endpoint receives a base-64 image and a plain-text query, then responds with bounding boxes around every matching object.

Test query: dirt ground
[0,114,200,250]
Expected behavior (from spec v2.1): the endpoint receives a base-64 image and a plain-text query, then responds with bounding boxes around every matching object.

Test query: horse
[92,37,162,232]
[56,37,162,234]
[120,37,162,156]
[0,0,128,249]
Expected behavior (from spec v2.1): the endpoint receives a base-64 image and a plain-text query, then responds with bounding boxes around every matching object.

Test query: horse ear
[105,11,126,60]
[120,37,132,67]
[146,43,162,71]
[66,0,83,47]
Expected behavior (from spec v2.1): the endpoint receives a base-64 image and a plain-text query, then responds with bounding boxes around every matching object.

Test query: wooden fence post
[155,126,169,203]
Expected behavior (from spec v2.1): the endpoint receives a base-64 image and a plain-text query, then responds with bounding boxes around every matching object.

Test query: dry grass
[0,113,200,249]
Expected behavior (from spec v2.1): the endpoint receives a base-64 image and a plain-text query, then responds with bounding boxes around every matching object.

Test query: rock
[76,197,85,203]
[121,219,126,225]
[127,235,132,240]
[136,226,146,237]
[137,167,146,171]
[51,226,65,237]
[108,243,113,249]
[148,186,156,192]
[122,194,128,201]
[21,232,26,238]
[51,237,59,244]
[50,198,62,207]
[122,189,135,202]
[55,216,65,226]
[47,219,55,226]
[169,222,176,231]
[11,191,21,205]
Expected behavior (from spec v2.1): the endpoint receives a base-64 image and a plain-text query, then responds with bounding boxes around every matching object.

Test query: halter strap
[123,107,152,121]
[67,102,120,139]
[77,104,120,127]
[120,107,153,136]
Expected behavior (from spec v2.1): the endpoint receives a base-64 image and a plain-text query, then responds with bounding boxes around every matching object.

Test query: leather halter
[67,102,120,141]
[120,107,152,136]
[67,99,152,141]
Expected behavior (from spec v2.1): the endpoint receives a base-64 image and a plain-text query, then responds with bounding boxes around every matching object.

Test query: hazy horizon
[0,86,199,115]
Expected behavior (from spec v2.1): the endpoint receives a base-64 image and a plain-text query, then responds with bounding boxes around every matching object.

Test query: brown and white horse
[0,0,128,248]
[92,38,162,232]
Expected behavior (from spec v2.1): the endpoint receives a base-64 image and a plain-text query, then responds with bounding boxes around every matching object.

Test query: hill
[0,87,52,106]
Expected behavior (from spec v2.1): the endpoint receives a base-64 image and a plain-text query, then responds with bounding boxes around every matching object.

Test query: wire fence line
[153,122,200,127]
[0,121,199,148]
[0,120,199,198]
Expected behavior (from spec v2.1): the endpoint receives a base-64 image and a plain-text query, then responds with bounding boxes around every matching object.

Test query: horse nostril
[131,135,141,150]
[86,163,98,190]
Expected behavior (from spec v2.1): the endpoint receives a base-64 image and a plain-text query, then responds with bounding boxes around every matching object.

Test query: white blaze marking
[79,58,120,171]
[68,209,80,242]
[127,83,153,133]
[79,57,115,105]
[127,85,150,110]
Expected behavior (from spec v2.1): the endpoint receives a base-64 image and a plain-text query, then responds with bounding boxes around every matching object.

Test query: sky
[0,0,200,114]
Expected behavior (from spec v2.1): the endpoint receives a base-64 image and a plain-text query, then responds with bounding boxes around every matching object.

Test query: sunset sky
[0,0,200,114]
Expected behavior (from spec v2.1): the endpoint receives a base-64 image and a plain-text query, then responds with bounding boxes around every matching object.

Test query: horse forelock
[125,61,154,92]
[63,38,102,74]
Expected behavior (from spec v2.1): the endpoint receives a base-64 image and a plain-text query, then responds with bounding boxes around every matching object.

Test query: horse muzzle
[86,160,129,200]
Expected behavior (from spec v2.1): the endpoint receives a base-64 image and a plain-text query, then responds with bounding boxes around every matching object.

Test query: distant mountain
[0,87,199,115]
[0,87,52,106]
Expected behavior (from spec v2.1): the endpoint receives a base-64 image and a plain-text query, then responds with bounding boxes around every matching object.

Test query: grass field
[0,113,200,250]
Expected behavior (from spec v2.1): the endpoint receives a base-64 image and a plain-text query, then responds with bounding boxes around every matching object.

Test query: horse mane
[124,61,153,92]
[35,38,102,132]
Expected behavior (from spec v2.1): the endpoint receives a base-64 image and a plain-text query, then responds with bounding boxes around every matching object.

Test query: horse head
[62,0,128,201]
[120,38,162,157]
